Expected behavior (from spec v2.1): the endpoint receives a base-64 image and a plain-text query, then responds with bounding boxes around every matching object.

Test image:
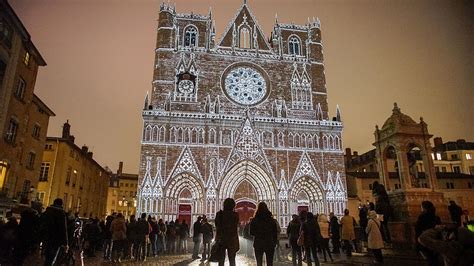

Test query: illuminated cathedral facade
[137,1,347,226]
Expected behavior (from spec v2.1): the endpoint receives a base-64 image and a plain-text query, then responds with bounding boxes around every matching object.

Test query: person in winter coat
[329,212,341,253]
[301,212,321,266]
[149,217,159,256]
[127,215,138,259]
[415,201,441,266]
[179,220,189,253]
[366,210,384,263]
[201,217,214,261]
[157,218,166,254]
[249,202,278,266]
[340,209,356,257]
[418,223,474,266]
[358,204,368,241]
[192,216,202,259]
[13,206,40,265]
[103,214,115,260]
[287,215,302,266]
[135,213,150,261]
[40,198,68,266]
[166,220,177,254]
[215,198,240,266]
[317,214,333,262]
[448,201,463,227]
[83,218,102,257]
[110,213,127,262]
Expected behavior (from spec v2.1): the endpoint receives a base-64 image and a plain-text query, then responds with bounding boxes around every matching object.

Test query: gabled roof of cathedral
[216,1,272,51]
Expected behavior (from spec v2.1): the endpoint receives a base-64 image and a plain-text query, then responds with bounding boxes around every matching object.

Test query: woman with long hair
[215,198,240,266]
[250,202,279,266]
[317,214,333,262]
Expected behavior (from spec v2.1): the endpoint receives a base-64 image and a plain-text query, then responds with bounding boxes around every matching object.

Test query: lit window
[436,153,442,160]
[39,162,50,181]
[288,36,301,56]
[431,153,435,160]
[23,51,30,66]
[15,78,26,100]
[118,200,123,206]
[466,154,472,160]
[184,26,198,47]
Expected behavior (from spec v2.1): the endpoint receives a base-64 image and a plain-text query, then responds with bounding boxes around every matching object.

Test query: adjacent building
[137,1,347,226]
[37,121,110,217]
[106,162,138,219]
[0,0,55,203]
[345,104,474,217]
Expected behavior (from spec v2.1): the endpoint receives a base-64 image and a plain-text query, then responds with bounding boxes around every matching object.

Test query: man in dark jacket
[448,201,463,227]
[103,214,115,260]
[135,213,150,261]
[201,218,213,261]
[329,212,341,253]
[301,212,321,266]
[40,198,68,266]
[287,215,302,266]
[192,216,202,259]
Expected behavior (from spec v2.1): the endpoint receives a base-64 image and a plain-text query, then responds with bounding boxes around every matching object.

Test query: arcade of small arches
[137,157,346,227]
[142,124,342,151]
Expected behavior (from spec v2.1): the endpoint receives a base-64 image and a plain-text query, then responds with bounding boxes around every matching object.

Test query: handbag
[208,212,225,262]
[297,230,305,246]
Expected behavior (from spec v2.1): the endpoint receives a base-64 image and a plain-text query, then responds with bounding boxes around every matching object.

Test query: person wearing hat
[366,210,384,263]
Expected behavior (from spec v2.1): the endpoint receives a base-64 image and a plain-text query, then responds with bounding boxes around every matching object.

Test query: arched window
[288,36,301,56]
[239,27,250,48]
[184,26,198,47]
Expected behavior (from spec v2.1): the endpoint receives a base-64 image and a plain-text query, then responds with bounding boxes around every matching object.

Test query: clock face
[224,66,267,106]
[178,80,194,94]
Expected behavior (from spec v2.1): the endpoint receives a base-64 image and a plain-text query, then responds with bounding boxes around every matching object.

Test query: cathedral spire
[144,91,149,110]
[336,104,341,122]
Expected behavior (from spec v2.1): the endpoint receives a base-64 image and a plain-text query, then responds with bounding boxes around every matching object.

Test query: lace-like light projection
[224,66,266,105]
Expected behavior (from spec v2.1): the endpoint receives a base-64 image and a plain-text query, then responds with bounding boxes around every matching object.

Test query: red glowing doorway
[235,201,256,225]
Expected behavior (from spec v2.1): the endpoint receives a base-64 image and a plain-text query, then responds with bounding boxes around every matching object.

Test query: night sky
[11,0,474,173]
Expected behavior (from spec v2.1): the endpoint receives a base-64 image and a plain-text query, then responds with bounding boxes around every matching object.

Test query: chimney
[456,139,466,144]
[81,145,88,153]
[345,148,352,156]
[353,151,359,156]
[62,120,71,139]
[87,152,93,158]
[69,135,75,143]
[118,161,123,175]
[433,137,443,147]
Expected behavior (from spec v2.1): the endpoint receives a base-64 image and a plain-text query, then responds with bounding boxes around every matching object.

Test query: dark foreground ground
[21,239,427,266]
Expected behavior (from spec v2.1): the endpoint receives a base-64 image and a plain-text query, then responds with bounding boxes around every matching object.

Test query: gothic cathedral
[137,1,347,226]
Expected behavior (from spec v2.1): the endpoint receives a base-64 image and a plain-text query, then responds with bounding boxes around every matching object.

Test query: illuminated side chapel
[137,1,347,226]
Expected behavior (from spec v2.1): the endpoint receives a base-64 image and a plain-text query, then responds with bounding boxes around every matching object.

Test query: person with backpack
[40,198,69,266]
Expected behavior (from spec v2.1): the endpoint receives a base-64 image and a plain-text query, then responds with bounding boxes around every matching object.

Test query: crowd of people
[0,196,473,266]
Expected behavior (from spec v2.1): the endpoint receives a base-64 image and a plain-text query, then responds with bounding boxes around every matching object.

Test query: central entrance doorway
[235,201,256,226]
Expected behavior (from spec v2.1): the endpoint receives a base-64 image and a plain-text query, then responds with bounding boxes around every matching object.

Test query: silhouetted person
[448,201,463,227]
[110,213,127,263]
[301,212,321,266]
[287,215,302,266]
[201,217,213,261]
[250,202,278,266]
[40,198,68,266]
[135,213,150,261]
[192,216,202,259]
[340,209,356,257]
[415,201,441,266]
[215,198,239,266]
[329,212,340,253]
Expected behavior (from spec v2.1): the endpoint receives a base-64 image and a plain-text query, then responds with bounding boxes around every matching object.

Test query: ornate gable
[216,2,271,51]
[168,146,203,184]
[140,156,153,198]
[291,151,322,186]
[223,117,274,178]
